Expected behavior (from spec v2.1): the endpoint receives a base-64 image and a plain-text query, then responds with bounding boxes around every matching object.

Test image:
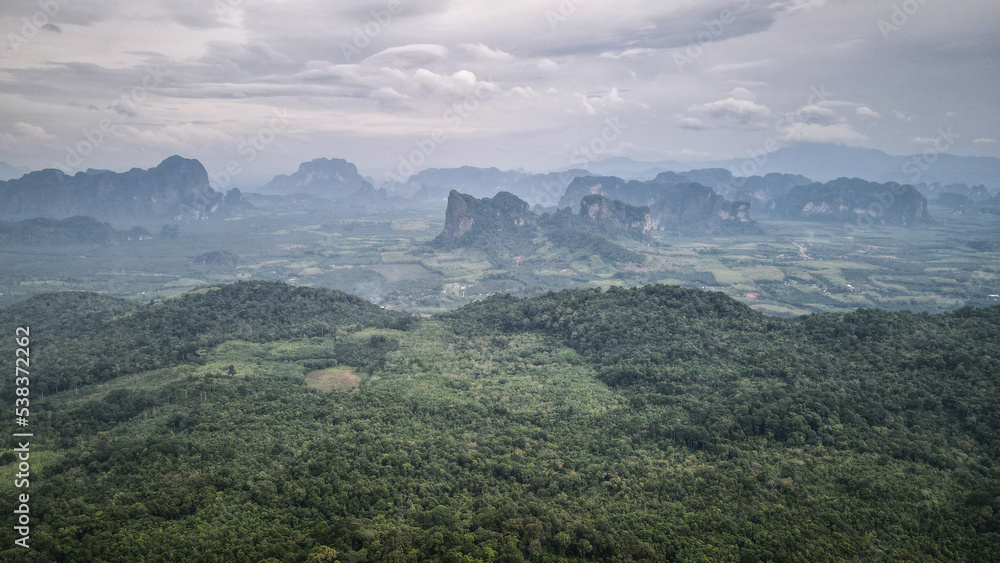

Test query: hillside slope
[1,283,998,561]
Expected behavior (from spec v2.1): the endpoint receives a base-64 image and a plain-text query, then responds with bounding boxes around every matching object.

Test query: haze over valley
[1,1,999,561]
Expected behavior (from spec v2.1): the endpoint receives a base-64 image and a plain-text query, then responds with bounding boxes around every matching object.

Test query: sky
[0,0,998,188]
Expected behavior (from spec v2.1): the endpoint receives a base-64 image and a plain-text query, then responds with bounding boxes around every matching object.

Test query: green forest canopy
[1,282,998,561]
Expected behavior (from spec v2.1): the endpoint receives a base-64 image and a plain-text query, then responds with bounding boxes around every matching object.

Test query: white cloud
[617,145,714,162]
[411,69,498,98]
[115,123,234,153]
[599,48,656,60]
[973,138,997,144]
[14,122,56,142]
[689,96,771,126]
[774,0,828,14]
[536,58,558,71]
[784,123,867,145]
[362,44,450,68]
[576,88,626,115]
[856,106,881,119]
[508,86,541,99]
[459,43,514,62]
[674,115,707,130]
[2,0,998,176]
[708,60,775,73]
[370,87,413,109]
[792,105,842,126]
[728,87,757,101]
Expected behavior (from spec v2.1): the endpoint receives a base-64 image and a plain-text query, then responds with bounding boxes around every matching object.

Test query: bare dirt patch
[306,369,360,392]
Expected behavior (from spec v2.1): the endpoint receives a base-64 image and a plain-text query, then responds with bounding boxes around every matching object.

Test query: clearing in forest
[306,369,360,392]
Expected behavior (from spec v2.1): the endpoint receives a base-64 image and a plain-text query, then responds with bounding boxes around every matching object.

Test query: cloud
[411,69,497,98]
[362,44,450,68]
[674,115,707,131]
[369,86,413,109]
[164,0,232,29]
[198,41,298,77]
[784,123,867,145]
[576,88,626,115]
[973,138,997,144]
[508,87,541,99]
[459,43,514,62]
[536,59,558,71]
[115,123,234,153]
[856,106,881,119]
[791,105,842,126]
[41,23,62,33]
[689,95,771,126]
[617,145,714,162]
[14,122,56,142]
[773,0,828,13]
[707,60,774,73]
[728,87,757,101]
[599,48,657,60]
[1,0,124,26]
[1,0,998,176]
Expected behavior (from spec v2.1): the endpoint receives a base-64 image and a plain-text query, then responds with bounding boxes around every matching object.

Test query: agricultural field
[1,200,996,316]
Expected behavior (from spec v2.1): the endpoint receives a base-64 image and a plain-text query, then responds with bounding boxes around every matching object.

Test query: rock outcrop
[435,190,538,246]
[577,195,652,239]
[0,156,228,221]
[261,158,377,200]
[775,178,929,225]
[561,174,756,234]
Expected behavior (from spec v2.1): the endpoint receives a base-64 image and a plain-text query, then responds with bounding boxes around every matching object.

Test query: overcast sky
[0,0,997,187]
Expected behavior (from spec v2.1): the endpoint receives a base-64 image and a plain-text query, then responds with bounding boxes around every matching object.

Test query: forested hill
[450,286,1000,455]
[2,283,999,561]
[3,282,409,393]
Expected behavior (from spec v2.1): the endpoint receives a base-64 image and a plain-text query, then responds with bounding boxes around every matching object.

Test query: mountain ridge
[585,144,1000,187]
[0,155,243,222]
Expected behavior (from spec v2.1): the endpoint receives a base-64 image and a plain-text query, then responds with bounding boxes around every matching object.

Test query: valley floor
[0,203,997,317]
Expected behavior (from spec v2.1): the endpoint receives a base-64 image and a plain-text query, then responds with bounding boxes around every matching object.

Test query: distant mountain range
[386,166,591,207]
[559,170,931,227]
[1,146,969,228]
[776,178,929,226]
[586,144,1000,187]
[434,190,649,267]
[0,216,153,246]
[561,173,757,235]
[0,156,248,222]
[260,158,386,201]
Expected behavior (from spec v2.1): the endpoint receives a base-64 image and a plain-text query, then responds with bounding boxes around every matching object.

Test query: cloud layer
[0,0,997,185]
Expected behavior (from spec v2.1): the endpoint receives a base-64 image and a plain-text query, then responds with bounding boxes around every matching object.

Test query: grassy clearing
[305,368,360,392]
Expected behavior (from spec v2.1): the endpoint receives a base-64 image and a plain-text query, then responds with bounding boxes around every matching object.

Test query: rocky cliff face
[435,190,538,246]
[436,190,647,267]
[559,176,630,211]
[646,182,754,234]
[579,195,652,239]
[722,173,814,212]
[680,170,814,212]
[775,178,929,225]
[261,158,375,199]
[0,156,226,222]
[562,175,756,234]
